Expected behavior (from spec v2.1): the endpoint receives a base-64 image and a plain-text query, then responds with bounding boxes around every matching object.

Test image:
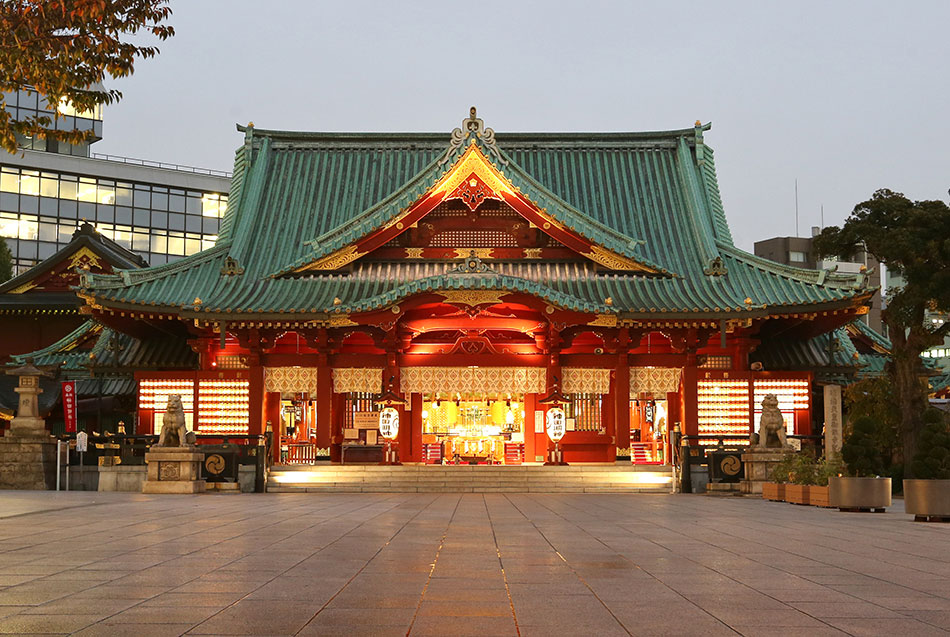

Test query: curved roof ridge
[331,271,613,315]
[236,123,712,144]
[82,243,231,290]
[717,243,866,289]
[12,320,102,365]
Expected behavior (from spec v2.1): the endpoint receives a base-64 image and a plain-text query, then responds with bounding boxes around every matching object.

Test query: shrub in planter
[809,457,843,507]
[904,410,950,520]
[829,416,891,511]
[762,454,796,501]
[786,453,818,505]
[841,416,884,477]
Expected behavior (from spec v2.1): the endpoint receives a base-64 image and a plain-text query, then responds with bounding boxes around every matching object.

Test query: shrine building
[76,110,874,465]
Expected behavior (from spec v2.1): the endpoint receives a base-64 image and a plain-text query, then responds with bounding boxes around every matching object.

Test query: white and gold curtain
[629,367,681,396]
[400,367,545,394]
[561,368,611,394]
[264,367,318,394]
[332,368,383,394]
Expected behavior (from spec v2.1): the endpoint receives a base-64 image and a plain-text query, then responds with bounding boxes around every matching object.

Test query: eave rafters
[290,142,660,275]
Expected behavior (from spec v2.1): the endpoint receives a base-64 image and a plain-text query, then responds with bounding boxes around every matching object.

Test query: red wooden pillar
[544,329,562,460]
[248,365,265,437]
[681,365,699,438]
[408,392,423,463]
[317,353,339,463]
[524,393,538,463]
[614,328,631,453]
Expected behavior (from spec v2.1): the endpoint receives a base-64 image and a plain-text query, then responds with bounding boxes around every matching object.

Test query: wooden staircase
[266,464,673,494]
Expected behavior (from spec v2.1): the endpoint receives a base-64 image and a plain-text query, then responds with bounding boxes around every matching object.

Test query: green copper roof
[13,320,196,373]
[80,122,872,320]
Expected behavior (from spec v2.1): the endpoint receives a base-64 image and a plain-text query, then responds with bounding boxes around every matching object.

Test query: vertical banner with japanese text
[62,381,77,433]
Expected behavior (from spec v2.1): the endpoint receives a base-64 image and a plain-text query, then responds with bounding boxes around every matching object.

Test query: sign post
[544,407,568,465]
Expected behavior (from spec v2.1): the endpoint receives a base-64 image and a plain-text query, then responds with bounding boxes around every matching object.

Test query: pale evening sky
[96,0,950,252]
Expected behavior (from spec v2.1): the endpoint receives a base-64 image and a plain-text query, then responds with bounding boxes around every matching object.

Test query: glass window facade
[2,89,103,156]
[0,165,225,273]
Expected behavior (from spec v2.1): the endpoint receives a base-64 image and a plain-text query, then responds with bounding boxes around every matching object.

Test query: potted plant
[785,453,817,505]
[903,409,950,522]
[762,453,795,502]
[809,457,843,507]
[829,416,892,511]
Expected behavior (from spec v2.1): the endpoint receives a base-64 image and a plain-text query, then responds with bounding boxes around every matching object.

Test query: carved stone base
[0,435,56,490]
[142,447,206,494]
[740,449,794,495]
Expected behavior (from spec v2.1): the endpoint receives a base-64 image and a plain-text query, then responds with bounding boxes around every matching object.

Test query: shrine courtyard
[0,493,947,636]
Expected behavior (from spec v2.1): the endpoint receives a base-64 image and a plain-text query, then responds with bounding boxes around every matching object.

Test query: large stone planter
[903,479,950,522]
[785,483,809,505]
[762,482,785,501]
[829,476,891,512]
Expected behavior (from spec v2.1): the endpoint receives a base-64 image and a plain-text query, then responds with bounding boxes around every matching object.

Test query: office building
[0,87,230,274]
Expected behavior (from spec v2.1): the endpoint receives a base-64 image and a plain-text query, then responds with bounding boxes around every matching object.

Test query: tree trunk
[891,326,930,479]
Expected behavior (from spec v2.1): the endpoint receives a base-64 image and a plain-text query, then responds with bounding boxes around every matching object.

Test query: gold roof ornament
[332,297,342,305]
[744,297,753,305]
[605,297,614,306]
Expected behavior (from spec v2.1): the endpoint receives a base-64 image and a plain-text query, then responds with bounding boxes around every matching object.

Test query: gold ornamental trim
[400,366,545,394]
[297,245,361,272]
[332,368,383,393]
[328,313,358,327]
[264,367,318,394]
[585,245,656,273]
[438,290,506,307]
[562,368,611,394]
[587,314,617,327]
[453,247,493,259]
[7,281,37,294]
[68,246,103,270]
[430,142,516,201]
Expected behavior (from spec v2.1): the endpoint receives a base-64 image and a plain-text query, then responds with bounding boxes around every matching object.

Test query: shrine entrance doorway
[420,392,526,465]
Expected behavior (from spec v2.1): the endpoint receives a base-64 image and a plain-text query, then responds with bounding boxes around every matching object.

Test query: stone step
[265,465,674,493]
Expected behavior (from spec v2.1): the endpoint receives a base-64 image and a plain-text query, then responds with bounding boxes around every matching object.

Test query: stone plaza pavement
[0,492,948,636]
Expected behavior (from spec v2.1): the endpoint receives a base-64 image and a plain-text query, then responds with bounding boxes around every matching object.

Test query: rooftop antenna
[794,179,799,237]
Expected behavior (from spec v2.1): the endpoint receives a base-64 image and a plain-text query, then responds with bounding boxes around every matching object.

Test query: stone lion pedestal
[0,360,57,490]
[142,447,206,494]
[739,393,795,495]
[142,395,206,494]
[740,449,793,495]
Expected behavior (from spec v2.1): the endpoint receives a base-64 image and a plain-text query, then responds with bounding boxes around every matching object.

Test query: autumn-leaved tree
[814,189,950,477]
[0,0,174,153]
[0,237,13,283]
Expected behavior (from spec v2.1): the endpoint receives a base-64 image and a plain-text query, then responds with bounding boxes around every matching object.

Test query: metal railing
[90,152,232,178]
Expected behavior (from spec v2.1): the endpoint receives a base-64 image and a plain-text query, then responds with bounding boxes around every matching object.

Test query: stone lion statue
[751,393,789,449]
[157,395,193,447]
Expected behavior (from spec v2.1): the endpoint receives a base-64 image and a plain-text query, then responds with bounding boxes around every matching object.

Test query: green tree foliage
[0,1,174,153]
[0,237,12,282]
[910,410,950,480]
[814,189,950,477]
[841,416,885,477]
[843,376,900,468]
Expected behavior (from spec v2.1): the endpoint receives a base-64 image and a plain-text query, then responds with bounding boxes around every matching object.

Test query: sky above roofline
[95,0,950,252]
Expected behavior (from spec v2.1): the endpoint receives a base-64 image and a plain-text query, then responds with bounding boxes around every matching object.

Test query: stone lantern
[0,358,58,489]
